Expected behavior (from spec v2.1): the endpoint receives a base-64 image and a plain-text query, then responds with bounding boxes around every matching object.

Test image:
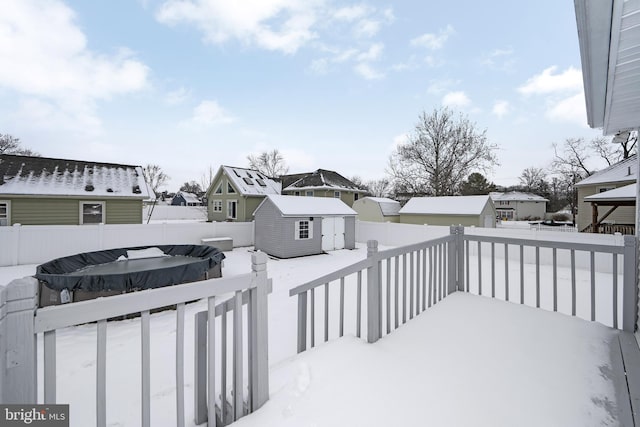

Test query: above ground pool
[36,244,225,307]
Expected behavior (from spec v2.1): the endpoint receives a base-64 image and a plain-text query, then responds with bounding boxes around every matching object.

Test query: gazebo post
[592,203,599,233]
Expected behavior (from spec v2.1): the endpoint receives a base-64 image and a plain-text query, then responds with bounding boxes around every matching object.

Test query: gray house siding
[254,202,322,258]
[344,216,356,249]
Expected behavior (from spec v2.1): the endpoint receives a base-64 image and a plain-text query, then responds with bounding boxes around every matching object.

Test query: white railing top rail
[35,273,256,333]
[289,235,455,297]
[463,233,628,254]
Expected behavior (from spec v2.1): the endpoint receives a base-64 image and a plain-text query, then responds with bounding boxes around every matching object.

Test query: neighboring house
[280,169,368,207]
[171,191,202,206]
[490,191,548,220]
[352,197,401,223]
[206,166,281,222]
[254,195,357,258]
[575,155,637,232]
[0,154,151,226]
[399,195,496,228]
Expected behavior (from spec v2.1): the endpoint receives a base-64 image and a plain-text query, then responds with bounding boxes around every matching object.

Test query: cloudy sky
[0,0,606,191]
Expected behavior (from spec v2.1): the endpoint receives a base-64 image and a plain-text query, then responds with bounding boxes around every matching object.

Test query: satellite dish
[612,131,631,144]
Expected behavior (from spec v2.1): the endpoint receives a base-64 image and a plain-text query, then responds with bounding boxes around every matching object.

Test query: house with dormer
[205,166,281,222]
[280,169,368,207]
[0,154,152,225]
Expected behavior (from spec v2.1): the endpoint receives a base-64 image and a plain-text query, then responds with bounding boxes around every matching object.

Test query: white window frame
[294,219,313,240]
[227,181,236,194]
[306,190,314,197]
[0,200,11,226]
[214,183,223,194]
[227,200,238,219]
[79,201,105,225]
[212,200,223,212]
[334,191,341,198]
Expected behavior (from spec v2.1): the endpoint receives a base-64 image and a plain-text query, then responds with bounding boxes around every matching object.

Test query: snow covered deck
[2,242,639,426]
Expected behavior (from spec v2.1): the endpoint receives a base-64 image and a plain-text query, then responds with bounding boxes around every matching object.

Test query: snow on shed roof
[584,183,636,203]
[491,192,548,202]
[258,195,357,217]
[575,155,637,187]
[362,197,401,216]
[222,166,281,196]
[399,195,492,216]
[175,191,200,203]
[0,154,151,198]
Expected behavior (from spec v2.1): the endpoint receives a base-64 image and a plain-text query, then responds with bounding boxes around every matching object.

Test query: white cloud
[410,25,455,50]
[164,87,191,105]
[518,66,582,95]
[492,100,510,119]
[181,100,236,127]
[0,0,150,134]
[354,63,384,80]
[332,5,370,22]
[354,19,381,38]
[427,78,460,95]
[481,47,515,72]
[309,58,330,74]
[156,0,320,54]
[442,91,471,108]
[545,93,587,126]
[357,43,384,62]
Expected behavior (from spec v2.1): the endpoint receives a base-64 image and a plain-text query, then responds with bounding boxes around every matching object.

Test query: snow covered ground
[0,244,626,427]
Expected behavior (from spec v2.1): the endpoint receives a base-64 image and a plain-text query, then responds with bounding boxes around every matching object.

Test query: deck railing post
[622,235,638,332]
[249,251,269,411]
[367,240,381,343]
[1,277,38,404]
[455,226,465,292]
[447,226,457,295]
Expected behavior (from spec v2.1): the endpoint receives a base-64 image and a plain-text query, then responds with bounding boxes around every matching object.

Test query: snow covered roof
[362,197,401,216]
[281,169,368,193]
[584,183,636,203]
[0,154,151,198]
[175,191,200,203]
[257,195,357,217]
[575,155,637,187]
[399,195,492,216]
[491,192,548,202]
[220,166,281,196]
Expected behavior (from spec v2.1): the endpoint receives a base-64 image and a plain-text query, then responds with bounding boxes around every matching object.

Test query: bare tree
[590,136,620,166]
[200,165,216,192]
[388,108,498,196]
[518,167,547,193]
[179,181,203,194]
[552,138,593,178]
[367,178,393,198]
[142,164,170,196]
[612,131,638,160]
[0,134,39,156]
[247,149,289,177]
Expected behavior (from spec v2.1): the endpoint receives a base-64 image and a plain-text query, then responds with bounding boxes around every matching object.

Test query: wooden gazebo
[583,183,636,234]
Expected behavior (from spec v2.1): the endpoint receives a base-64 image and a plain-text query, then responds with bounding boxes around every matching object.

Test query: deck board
[619,331,640,426]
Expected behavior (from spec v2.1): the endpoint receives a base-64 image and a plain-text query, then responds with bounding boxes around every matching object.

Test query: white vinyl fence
[0,222,255,267]
[143,205,208,222]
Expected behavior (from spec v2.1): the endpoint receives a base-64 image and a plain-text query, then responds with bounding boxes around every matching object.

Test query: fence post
[447,227,457,295]
[296,293,307,354]
[367,240,381,343]
[456,226,465,292]
[12,224,20,266]
[1,277,38,404]
[249,251,269,411]
[193,311,207,425]
[622,235,638,332]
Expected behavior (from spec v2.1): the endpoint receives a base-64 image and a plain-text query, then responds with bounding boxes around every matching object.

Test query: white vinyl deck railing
[291,226,637,351]
[0,252,270,427]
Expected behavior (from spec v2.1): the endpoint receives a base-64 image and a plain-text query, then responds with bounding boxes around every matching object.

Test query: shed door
[484,215,494,228]
[321,217,346,251]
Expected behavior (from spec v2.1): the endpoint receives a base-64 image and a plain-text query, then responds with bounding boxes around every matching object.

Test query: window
[214,183,223,194]
[598,186,615,193]
[213,200,222,212]
[227,182,236,194]
[0,201,10,226]
[334,191,341,198]
[80,201,105,224]
[295,220,313,240]
[227,200,237,219]
[354,193,359,201]
[243,177,254,185]
[294,191,301,196]
[256,179,267,187]
[306,191,314,197]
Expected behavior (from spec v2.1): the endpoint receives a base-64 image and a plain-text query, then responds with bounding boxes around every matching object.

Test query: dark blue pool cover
[36,245,225,292]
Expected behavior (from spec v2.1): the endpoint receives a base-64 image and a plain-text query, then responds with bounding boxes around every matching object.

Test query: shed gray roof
[257,195,357,217]
[175,191,200,203]
[399,195,492,216]
[490,191,549,202]
[574,155,637,187]
[0,154,151,198]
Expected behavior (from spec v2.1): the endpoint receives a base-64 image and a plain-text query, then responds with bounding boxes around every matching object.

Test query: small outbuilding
[399,195,496,228]
[171,191,202,206]
[352,197,401,223]
[254,194,357,258]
